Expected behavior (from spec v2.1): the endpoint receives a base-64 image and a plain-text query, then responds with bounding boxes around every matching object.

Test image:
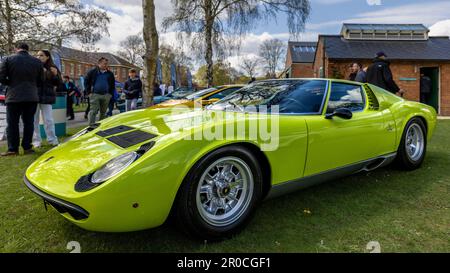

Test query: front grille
[24,176,89,220]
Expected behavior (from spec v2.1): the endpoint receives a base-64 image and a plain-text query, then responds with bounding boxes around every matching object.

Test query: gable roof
[59,47,138,68]
[319,35,450,61]
[288,41,317,63]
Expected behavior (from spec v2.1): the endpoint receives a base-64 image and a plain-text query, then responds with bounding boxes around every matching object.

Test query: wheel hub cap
[196,157,254,227]
[405,123,425,162]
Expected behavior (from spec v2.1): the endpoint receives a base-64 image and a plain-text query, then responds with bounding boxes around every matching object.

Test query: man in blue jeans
[84,57,115,125]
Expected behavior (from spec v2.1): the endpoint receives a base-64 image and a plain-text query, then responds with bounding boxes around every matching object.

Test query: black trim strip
[23,176,89,220]
[265,153,397,200]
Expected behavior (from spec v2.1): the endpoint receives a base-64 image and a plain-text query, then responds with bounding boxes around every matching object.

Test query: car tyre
[174,145,263,241]
[395,117,427,170]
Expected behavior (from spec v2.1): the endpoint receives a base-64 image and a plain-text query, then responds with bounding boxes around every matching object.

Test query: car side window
[276,80,327,114]
[207,88,241,100]
[327,83,365,113]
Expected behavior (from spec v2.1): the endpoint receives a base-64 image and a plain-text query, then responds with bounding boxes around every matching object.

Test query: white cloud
[86,0,173,53]
[429,20,450,37]
[313,0,352,5]
[348,1,450,25]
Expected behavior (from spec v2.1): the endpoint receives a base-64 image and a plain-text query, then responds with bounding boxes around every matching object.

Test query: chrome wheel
[405,123,425,162]
[196,156,254,227]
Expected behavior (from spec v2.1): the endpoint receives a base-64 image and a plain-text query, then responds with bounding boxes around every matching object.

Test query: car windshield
[208,80,327,114]
[185,87,218,100]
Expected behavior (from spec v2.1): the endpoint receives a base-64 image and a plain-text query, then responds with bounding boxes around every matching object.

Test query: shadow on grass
[49,152,442,253]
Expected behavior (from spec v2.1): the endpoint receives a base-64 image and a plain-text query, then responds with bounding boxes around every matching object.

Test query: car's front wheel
[395,117,427,170]
[174,145,263,240]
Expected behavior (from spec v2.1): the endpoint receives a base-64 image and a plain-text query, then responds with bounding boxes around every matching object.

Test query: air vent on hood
[107,130,157,148]
[96,125,134,137]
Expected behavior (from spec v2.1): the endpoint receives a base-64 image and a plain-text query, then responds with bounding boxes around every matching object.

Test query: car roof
[256,78,364,86]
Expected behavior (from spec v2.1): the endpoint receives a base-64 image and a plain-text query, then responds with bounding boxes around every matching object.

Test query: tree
[116,34,145,67]
[163,0,310,87]
[0,0,110,53]
[159,44,192,86]
[239,56,260,79]
[142,0,159,106]
[195,61,239,87]
[259,38,285,78]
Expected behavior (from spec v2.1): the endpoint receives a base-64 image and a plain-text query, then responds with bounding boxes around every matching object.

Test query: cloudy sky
[80,0,450,73]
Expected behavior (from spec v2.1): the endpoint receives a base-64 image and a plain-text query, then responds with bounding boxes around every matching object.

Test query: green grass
[0,122,449,253]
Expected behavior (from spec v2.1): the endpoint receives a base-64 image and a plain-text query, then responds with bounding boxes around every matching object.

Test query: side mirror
[325,108,353,120]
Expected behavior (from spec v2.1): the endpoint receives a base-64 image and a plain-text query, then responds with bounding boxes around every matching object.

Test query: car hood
[25,107,240,197]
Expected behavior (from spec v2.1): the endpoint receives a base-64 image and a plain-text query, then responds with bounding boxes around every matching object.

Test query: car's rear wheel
[174,145,263,240]
[395,117,427,170]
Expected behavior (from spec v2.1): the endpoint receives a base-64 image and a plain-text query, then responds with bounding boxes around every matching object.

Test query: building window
[77,64,82,77]
[70,63,75,77]
[61,61,65,75]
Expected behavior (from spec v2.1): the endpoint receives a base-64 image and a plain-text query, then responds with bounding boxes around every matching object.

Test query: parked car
[24,79,437,240]
[153,87,196,105]
[152,85,244,109]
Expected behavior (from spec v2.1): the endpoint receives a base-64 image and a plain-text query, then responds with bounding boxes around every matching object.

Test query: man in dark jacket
[61,75,78,120]
[123,69,142,111]
[0,43,44,156]
[366,52,404,96]
[84,57,115,125]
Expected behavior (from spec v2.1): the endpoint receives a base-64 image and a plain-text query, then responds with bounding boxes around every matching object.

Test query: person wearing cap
[366,52,404,96]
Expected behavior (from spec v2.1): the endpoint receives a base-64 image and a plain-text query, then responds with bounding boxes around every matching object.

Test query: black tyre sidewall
[175,145,263,240]
[396,118,427,170]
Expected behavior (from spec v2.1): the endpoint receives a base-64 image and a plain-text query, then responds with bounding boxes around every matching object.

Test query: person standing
[33,50,61,148]
[84,57,115,125]
[167,85,174,94]
[124,69,142,111]
[61,76,78,120]
[366,52,404,96]
[0,43,43,156]
[160,83,166,96]
[153,83,162,97]
[349,63,366,83]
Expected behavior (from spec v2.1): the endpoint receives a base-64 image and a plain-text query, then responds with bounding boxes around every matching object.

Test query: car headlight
[91,152,138,184]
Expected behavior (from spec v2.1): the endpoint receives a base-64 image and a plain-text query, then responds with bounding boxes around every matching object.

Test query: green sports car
[24,79,437,240]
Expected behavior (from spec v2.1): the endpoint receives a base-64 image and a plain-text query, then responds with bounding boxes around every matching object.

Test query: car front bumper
[23,173,172,232]
[24,176,89,220]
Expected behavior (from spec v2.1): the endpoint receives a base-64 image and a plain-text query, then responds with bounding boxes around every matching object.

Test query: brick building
[312,23,450,116]
[283,41,316,78]
[58,47,140,85]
